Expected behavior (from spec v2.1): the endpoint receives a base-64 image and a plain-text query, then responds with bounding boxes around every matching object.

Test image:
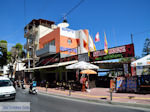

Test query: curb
[38,90,150,110]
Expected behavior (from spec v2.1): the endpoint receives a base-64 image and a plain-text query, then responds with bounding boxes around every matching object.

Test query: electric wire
[56,0,85,23]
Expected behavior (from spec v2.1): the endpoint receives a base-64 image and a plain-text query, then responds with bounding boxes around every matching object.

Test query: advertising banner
[90,44,134,62]
[110,79,116,91]
[116,77,126,92]
[126,77,137,92]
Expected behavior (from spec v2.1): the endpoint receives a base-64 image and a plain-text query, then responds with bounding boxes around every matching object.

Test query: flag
[93,43,96,51]
[88,50,90,56]
[95,32,100,42]
[92,38,96,51]
[27,51,30,58]
[104,32,108,54]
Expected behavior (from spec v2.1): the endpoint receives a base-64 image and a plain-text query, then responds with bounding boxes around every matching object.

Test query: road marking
[38,91,150,111]
[37,89,150,100]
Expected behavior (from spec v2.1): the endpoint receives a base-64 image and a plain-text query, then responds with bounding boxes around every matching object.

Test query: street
[1,88,149,112]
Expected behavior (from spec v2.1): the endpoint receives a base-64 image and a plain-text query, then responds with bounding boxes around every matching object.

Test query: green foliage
[142,38,150,56]
[14,43,23,58]
[15,43,23,51]
[0,40,7,67]
[7,51,12,63]
[11,43,25,60]
[119,57,132,63]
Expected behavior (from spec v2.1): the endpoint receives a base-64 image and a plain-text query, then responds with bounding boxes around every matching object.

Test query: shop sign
[60,47,77,54]
[60,55,78,62]
[90,44,134,61]
[60,27,76,38]
[147,62,150,64]
[78,53,89,62]
[36,53,60,66]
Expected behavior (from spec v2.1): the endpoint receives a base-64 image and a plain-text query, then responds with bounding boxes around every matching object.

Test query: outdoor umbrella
[80,69,97,74]
[80,69,97,91]
[66,61,99,70]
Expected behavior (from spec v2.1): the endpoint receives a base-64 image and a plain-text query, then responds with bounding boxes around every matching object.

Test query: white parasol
[66,61,99,70]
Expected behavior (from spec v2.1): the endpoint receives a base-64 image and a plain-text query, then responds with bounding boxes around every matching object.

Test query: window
[67,38,72,45]
[0,80,12,87]
[50,40,55,46]
[44,40,55,48]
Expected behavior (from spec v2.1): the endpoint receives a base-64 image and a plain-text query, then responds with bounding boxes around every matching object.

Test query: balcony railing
[24,28,38,38]
[36,45,56,57]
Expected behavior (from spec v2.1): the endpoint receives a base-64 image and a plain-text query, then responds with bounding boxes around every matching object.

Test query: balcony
[36,45,56,57]
[24,28,38,38]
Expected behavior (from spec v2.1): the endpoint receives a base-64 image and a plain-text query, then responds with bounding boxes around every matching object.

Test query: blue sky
[0,0,150,57]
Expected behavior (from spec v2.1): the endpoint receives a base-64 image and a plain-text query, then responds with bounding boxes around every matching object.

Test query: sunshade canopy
[131,54,150,67]
[80,69,97,74]
[66,61,99,70]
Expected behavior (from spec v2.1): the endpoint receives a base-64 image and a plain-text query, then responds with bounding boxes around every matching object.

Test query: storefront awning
[24,60,78,71]
[131,54,150,67]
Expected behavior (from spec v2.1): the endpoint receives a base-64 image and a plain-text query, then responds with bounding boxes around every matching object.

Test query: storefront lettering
[93,46,126,57]
[60,47,77,54]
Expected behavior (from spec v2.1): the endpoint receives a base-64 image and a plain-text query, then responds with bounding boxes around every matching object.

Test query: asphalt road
[1,88,150,112]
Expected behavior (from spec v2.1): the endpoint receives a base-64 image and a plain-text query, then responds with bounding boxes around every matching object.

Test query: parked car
[0,77,16,100]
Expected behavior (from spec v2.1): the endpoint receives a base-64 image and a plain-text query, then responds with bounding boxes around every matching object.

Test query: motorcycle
[21,83,26,89]
[21,81,25,89]
[29,87,38,95]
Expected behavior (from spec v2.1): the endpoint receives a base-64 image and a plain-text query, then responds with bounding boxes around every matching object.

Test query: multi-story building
[24,19,55,67]
[24,19,96,67]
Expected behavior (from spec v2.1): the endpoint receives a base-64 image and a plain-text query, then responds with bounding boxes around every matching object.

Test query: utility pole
[32,23,36,68]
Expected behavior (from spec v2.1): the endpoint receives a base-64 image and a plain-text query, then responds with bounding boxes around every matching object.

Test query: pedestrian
[80,75,87,92]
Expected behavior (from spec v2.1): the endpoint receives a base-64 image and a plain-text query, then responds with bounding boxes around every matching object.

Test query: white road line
[38,92,150,111]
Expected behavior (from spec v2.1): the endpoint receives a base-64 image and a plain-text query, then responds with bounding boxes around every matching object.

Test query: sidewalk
[28,85,150,108]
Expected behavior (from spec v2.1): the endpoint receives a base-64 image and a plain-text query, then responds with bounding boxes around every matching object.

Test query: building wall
[39,28,60,53]
[36,25,53,50]
[38,27,96,57]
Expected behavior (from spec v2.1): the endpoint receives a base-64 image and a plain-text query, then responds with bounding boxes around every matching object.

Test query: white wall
[38,25,53,39]
[36,25,53,49]
[3,65,9,75]
[60,27,76,38]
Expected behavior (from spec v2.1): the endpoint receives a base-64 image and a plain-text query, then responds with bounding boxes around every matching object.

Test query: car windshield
[0,80,12,87]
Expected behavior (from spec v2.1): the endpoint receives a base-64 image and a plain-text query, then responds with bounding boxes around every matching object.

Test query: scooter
[21,83,26,89]
[29,87,38,95]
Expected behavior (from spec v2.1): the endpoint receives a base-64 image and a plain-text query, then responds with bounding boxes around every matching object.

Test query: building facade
[24,19,96,65]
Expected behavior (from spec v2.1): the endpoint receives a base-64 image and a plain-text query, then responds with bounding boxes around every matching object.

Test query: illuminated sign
[90,44,135,61]
[60,47,77,54]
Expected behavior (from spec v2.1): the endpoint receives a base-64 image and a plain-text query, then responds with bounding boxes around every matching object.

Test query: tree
[7,51,12,63]
[119,57,132,63]
[142,38,150,56]
[14,43,23,58]
[0,40,7,67]
[9,43,24,78]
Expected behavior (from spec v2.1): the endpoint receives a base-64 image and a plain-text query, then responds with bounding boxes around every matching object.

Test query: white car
[0,77,16,100]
